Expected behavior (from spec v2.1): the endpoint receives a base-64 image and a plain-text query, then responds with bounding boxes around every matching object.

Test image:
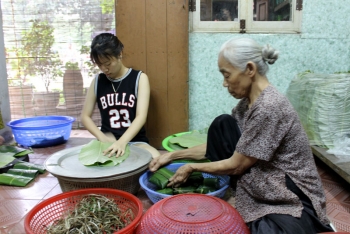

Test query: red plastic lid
[161,194,224,223]
[136,194,250,234]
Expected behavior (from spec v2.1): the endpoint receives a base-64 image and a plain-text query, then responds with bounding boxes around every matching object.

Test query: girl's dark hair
[90,33,124,65]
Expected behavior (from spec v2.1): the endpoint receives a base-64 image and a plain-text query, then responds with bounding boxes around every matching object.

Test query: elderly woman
[149,38,334,233]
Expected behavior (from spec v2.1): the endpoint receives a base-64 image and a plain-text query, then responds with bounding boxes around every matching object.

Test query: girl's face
[218,54,251,99]
[96,55,123,79]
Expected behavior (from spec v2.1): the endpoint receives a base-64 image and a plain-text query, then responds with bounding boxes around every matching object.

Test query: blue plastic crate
[139,163,230,204]
[7,116,75,147]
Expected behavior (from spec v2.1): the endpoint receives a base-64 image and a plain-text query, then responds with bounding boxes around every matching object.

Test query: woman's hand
[167,164,194,188]
[149,152,173,172]
[103,140,127,158]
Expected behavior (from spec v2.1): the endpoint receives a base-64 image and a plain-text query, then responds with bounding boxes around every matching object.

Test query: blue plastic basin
[7,116,75,147]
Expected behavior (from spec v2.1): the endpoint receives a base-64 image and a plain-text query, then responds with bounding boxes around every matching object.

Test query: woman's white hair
[219,38,279,76]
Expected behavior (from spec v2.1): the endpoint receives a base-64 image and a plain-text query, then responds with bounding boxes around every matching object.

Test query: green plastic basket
[162,132,191,152]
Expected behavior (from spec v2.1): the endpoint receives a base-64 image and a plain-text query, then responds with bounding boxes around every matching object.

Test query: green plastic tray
[161,132,210,163]
[162,132,191,152]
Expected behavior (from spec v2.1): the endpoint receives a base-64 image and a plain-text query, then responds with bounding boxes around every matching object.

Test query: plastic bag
[326,133,350,160]
[286,72,350,149]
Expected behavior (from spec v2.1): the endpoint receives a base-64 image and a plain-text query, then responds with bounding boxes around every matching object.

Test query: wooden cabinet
[116,0,189,148]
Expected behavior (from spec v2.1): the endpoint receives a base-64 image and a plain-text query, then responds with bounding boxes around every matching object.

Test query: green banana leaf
[13,161,46,174]
[168,142,186,151]
[0,173,33,187]
[203,178,219,190]
[0,145,33,157]
[169,130,207,148]
[173,186,197,195]
[149,173,169,189]
[7,169,39,178]
[156,167,175,179]
[0,153,16,167]
[182,172,204,187]
[78,140,130,166]
[195,185,215,194]
[156,188,173,195]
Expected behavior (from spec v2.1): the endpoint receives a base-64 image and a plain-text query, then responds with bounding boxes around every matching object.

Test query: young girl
[81,33,160,158]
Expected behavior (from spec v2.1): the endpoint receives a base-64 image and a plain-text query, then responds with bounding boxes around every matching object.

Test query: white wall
[188,0,350,130]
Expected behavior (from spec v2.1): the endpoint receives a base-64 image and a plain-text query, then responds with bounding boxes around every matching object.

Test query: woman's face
[218,54,251,99]
[96,55,123,79]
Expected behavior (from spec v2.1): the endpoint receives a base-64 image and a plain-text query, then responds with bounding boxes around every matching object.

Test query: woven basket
[25,188,143,234]
[55,165,148,194]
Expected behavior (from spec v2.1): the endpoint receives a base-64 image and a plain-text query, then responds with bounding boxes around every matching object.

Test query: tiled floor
[316,157,350,233]
[0,130,350,233]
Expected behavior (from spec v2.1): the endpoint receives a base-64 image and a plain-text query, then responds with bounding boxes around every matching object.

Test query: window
[1,0,115,128]
[192,0,302,33]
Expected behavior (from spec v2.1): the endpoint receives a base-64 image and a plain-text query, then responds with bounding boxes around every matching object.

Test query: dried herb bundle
[46,194,134,234]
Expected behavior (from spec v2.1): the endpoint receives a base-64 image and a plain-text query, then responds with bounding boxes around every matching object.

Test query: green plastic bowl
[162,132,191,152]
[161,132,210,163]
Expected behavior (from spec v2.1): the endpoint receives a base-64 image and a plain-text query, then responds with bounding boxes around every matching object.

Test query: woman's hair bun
[262,44,279,65]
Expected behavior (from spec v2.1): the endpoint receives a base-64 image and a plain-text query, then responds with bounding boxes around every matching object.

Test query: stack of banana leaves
[149,167,220,195]
[0,145,45,187]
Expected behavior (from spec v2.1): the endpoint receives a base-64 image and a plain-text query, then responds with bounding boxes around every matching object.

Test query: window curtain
[1,0,115,128]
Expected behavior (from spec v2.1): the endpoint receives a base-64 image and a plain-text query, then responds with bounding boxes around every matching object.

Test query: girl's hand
[103,141,127,158]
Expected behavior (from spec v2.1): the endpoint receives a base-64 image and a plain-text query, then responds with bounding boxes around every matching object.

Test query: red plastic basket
[136,194,250,234]
[24,188,143,234]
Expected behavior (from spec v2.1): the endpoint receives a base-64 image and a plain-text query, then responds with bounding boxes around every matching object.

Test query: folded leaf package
[149,173,168,190]
[7,169,39,178]
[14,162,46,174]
[195,185,215,194]
[0,173,33,187]
[182,171,204,187]
[149,167,175,189]
[148,166,221,195]
[0,145,33,167]
[0,145,33,157]
[203,178,219,190]
[0,153,16,167]
[156,167,175,179]
[169,130,207,148]
[173,186,197,195]
[79,140,130,166]
[156,188,173,195]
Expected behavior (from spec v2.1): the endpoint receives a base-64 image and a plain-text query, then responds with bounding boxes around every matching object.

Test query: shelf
[311,145,350,184]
